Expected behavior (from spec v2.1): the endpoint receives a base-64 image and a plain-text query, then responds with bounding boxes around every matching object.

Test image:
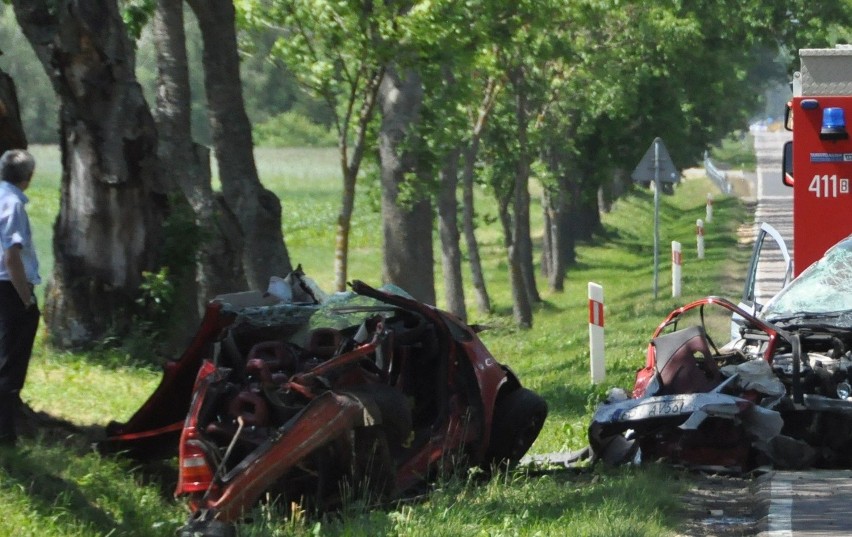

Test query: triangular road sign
[631,137,680,184]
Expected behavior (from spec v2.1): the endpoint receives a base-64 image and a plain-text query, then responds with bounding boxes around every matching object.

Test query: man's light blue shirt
[0,181,41,285]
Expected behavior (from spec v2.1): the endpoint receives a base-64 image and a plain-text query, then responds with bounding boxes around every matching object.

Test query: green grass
[8,147,752,536]
[710,131,757,172]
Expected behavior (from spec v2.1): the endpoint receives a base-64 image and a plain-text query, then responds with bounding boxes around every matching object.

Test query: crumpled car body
[590,232,852,471]
[102,277,547,530]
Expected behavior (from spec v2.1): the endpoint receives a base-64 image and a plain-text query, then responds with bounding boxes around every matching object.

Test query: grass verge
[8,147,752,536]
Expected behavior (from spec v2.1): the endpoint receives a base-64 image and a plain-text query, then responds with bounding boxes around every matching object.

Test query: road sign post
[588,282,605,384]
[672,241,682,297]
[654,141,661,297]
[631,138,679,299]
[697,219,705,259]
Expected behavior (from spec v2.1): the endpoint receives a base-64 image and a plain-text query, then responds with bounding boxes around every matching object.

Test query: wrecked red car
[102,276,546,534]
[590,232,852,472]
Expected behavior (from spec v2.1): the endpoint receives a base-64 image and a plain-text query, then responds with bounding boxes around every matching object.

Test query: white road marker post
[696,219,705,260]
[588,282,605,384]
[672,241,682,298]
[706,193,713,222]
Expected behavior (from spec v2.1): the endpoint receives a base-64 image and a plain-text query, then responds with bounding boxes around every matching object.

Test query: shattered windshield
[763,235,852,325]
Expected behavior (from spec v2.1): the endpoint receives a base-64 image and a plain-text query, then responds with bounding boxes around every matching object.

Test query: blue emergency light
[821,106,849,140]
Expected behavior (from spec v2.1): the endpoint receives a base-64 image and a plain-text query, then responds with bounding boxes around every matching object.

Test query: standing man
[0,149,40,446]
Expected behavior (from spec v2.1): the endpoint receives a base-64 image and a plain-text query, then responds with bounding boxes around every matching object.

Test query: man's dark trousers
[0,281,39,441]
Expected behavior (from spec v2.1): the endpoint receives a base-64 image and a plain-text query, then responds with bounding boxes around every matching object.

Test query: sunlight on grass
[24,332,162,425]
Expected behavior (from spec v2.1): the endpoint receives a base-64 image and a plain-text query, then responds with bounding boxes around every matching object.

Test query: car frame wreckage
[99,273,547,535]
[589,230,852,472]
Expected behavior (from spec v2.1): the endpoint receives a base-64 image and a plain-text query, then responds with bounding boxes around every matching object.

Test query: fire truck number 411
[808,174,850,198]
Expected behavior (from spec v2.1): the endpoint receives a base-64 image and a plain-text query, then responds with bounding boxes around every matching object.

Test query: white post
[696,219,705,260]
[706,193,713,222]
[672,241,682,298]
[588,282,605,384]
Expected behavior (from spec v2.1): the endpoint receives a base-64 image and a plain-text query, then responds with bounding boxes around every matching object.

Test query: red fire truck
[782,45,852,276]
[737,46,852,327]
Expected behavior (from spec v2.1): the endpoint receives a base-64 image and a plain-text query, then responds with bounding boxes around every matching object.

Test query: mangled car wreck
[590,232,852,471]
[101,276,547,534]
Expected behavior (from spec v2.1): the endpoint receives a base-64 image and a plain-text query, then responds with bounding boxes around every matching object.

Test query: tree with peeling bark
[12,0,168,347]
[152,0,247,326]
[186,0,291,291]
[247,0,386,293]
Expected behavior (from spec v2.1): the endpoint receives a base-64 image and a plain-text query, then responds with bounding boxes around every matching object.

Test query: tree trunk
[547,175,574,291]
[510,67,540,305]
[437,148,466,321]
[461,141,491,314]
[543,146,578,291]
[540,189,553,279]
[334,169,356,292]
[0,68,27,152]
[187,0,291,290]
[332,68,383,293]
[153,0,246,325]
[459,78,498,315]
[570,178,600,242]
[13,0,167,347]
[498,199,532,328]
[377,66,435,304]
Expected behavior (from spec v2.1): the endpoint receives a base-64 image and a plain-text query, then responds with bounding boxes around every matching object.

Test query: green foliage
[710,131,758,171]
[135,267,175,324]
[120,0,156,40]
[254,111,337,147]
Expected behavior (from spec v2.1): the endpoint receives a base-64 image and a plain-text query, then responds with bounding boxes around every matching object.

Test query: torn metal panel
[103,272,547,534]
[589,232,852,472]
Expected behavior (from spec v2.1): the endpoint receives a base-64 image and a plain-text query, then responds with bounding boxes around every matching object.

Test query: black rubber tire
[486,387,548,467]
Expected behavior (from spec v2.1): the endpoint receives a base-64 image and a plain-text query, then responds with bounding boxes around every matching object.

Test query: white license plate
[618,395,698,421]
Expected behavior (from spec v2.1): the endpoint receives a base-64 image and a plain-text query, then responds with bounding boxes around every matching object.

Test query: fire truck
[737,46,852,326]
[782,45,852,276]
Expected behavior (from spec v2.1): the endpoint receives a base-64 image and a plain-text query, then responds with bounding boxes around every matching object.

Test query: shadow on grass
[0,446,119,530]
[2,404,181,535]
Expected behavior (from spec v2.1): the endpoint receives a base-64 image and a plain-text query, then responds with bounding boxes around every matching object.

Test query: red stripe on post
[672,251,682,265]
[588,299,604,327]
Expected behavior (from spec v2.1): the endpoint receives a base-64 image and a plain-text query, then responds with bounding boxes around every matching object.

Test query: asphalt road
[752,131,852,537]
[751,130,794,304]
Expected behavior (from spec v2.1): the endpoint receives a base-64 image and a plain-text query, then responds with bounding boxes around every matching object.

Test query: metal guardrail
[703,150,732,194]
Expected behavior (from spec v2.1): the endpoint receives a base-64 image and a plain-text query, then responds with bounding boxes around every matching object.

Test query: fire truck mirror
[782,141,793,187]
[785,102,793,132]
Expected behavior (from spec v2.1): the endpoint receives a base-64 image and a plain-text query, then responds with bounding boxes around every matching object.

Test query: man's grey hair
[0,149,35,185]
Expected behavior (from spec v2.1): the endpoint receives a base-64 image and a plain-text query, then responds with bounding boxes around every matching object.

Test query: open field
[3,146,752,536]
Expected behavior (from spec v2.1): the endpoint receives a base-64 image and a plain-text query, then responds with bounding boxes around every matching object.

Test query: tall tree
[396,0,504,316]
[255,0,386,292]
[436,146,465,320]
[460,87,497,314]
[377,66,435,304]
[153,0,246,320]
[13,0,167,346]
[186,0,291,290]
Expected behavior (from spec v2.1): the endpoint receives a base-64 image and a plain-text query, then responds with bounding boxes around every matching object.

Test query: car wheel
[486,388,548,467]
